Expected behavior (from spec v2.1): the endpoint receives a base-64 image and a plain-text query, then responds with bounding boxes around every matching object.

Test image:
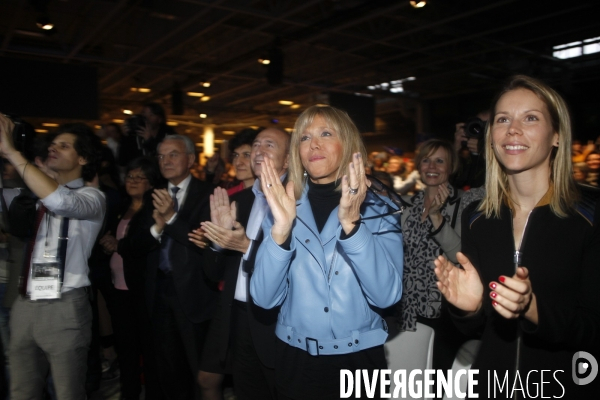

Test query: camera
[1,113,36,161]
[463,117,486,140]
[125,114,146,134]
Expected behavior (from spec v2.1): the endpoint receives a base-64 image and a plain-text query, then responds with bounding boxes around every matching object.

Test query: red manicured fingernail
[489,282,497,290]
[492,301,498,307]
[490,292,497,298]
[499,276,506,283]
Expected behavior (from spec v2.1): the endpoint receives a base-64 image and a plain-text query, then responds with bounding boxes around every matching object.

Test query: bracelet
[22,162,29,178]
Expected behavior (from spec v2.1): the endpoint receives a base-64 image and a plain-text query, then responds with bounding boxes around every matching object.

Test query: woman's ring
[267,183,273,188]
[349,187,358,195]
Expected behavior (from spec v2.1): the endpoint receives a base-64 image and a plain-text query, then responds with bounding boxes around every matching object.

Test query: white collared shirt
[28,178,106,293]
[234,174,285,302]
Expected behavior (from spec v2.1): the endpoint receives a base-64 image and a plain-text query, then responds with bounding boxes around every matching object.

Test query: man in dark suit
[143,134,218,400]
[194,128,290,400]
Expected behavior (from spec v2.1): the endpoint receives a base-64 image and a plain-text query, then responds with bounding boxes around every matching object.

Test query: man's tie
[158,187,180,273]
[19,203,47,296]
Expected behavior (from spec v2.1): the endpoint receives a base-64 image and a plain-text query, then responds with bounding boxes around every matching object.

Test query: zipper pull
[514,250,522,266]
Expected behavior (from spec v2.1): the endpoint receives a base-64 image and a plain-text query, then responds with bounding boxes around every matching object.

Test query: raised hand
[434,252,483,313]
[260,157,296,245]
[152,189,176,221]
[428,184,450,229]
[339,152,367,234]
[429,184,450,215]
[0,114,17,157]
[200,220,250,253]
[489,267,538,324]
[210,187,236,229]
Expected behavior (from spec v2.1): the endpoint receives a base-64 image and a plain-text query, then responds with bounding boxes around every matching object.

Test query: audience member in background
[196,127,290,400]
[250,105,403,400]
[0,158,29,398]
[394,158,424,195]
[226,128,260,196]
[451,111,490,190]
[0,118,105,399]
[120,103,176,162]
[101,123,127,182]
[398,139,475,373]
[138,135,217,399]
[386,155,406,192]
[369,151,388,172]
[435,75,600,398]
[573,161,588,183]
[571,139,596,163]
[99,157,163,400]
[103,123,123,163]
[204,153,228,187]
[585,151,600,186]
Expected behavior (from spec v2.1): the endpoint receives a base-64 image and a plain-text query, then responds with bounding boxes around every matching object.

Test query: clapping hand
[198,187,251,253]
[260,157,296,245]
[489,267,538,324]
[339,153,367,234]
[152,189,176,221]
[434,252,483,313]
[428,184,450,229]
[188,227,209,249]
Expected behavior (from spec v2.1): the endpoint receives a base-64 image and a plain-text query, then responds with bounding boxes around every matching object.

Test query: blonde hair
[289,105,367,199]
[414,139,458,177]
[480,75,578,218]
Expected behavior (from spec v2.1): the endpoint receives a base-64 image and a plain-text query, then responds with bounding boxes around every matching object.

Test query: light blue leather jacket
[250,187,403,356]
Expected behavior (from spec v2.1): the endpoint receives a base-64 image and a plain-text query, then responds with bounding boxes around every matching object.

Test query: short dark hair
[52,123,103,182]
[126,156,163,188]
[228,128,260,153]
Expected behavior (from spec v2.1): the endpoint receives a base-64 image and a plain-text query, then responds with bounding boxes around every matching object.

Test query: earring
[303,170,307,178]
[555,141,559,146]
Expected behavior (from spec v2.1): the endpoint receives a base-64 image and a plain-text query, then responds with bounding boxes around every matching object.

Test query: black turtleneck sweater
[307,180,341,233]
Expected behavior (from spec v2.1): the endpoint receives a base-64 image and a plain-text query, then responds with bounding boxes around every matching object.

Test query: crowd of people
[0,75,598,400]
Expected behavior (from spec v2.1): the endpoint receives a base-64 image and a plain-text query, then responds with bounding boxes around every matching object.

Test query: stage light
[410,1,426,8]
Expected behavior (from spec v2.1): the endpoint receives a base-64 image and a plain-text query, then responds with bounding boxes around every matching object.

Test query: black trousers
[230,300,277,400]
[152,274,209,400]
[110,288,142,399]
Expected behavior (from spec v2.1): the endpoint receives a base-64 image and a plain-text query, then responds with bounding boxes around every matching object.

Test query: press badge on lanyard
[29,213,69,300]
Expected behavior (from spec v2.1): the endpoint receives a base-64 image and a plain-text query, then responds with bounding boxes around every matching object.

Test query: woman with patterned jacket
[397,139,482,373]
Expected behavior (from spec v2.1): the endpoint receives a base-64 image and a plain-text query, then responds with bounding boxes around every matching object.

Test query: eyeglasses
[354,174,406,223]
[157,152,184,162]
[125,175,148,183]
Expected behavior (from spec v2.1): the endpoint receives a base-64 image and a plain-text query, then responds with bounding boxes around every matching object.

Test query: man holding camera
[0,114,105,399]
[451,110,489,189]
[119,103,177,165]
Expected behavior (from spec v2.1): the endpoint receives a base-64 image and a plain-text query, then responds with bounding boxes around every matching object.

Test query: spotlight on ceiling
[36,16,54,30]
[410,1,427,8]
[258,58,270,65]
